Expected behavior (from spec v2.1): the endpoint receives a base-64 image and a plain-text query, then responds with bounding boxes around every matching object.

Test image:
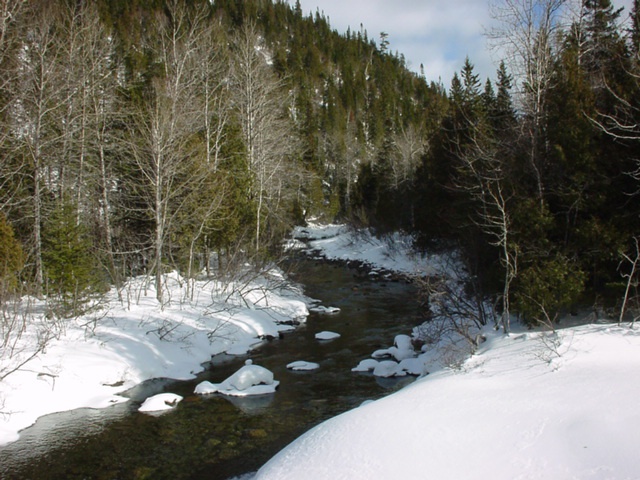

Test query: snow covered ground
[4,222,639,480]
[0,268,308,446]
[289,222,453,275]
[255,323,640,479]
[252,223,640,479]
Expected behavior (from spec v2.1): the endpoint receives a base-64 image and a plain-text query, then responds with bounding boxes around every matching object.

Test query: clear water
[0,258,421,479]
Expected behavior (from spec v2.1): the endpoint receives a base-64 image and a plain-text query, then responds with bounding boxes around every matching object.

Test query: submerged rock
[315,331,341,341]
[287,361,320,371]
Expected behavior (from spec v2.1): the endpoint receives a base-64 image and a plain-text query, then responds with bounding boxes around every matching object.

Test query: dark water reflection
[0,258,421,480]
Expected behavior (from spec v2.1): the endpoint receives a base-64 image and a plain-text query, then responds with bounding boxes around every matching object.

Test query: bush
[514,253,586,327]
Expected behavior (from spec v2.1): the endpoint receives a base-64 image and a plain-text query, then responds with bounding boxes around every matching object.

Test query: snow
[309,305,341,314]
[138,393,183,413]
[255,324,640,479]
[0,268,307,446]
[290,222,452,275]
[4,221,640,480]
[374,334,416,361]
[371,360,405,378]
[315,331,341,341]
[351,359,379,372]
[251,223,640,479]
[286,361,320,371]
[194,360,279,397]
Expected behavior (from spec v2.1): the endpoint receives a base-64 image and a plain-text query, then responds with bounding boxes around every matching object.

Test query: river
[0,256,422,479]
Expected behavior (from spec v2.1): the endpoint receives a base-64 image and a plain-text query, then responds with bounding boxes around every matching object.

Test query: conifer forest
[1,0,639,328]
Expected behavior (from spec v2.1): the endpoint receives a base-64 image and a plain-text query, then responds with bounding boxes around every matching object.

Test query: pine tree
[460,57,481,108]
[42,199,102,314]
[583,0,627,90]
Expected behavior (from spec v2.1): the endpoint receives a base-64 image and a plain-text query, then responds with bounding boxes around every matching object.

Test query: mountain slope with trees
[0,0,445,312]
[0,0,639,340]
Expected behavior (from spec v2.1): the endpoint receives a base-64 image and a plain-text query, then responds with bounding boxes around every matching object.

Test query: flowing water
[0,257,422,480]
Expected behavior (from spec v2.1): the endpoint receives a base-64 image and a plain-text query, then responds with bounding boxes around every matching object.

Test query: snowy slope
[256,323,640,479]
[290,222,453,275]
[253,223,640,479]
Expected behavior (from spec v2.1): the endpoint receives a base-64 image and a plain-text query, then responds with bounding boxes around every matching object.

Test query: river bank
[1,224,434,479]
[0,267,309,447]
[0,224,437,451]
[252,226,640,480]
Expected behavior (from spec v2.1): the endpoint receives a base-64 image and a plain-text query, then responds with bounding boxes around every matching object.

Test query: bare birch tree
[488,0,566,208]
[129,0,210,304]
[391,124,426,190]
[455,123,517,334]
[61,1,121,287]
[231,21,300,253]
[11,0,69,294]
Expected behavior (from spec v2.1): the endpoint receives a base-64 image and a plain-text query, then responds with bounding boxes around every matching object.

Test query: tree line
[0,0,638,330]
[0,0,445,314]
[406,0,640,330]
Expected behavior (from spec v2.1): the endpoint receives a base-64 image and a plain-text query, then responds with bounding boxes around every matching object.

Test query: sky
[287,0,635,86]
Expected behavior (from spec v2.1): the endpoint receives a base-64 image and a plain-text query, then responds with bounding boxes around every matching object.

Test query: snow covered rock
[138,393,183,413]
[194,381,218,395]
[287,361,320,371]
[398,358,428,376]
[372,348,391,359]
[351,359,379,372]
[315,331,340,341]
[372,360,406,378]
[388,334,416,361]
[194,360,279,397]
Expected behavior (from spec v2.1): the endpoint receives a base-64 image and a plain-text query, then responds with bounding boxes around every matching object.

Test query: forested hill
[0,0,445,308]
[101,0,447,227]
[1,0,639,329]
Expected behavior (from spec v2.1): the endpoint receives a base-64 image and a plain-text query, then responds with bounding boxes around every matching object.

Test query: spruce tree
[42,199,102,314]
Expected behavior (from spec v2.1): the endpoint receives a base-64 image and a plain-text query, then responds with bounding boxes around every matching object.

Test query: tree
[631,0,640,57]
[582,0,625,83]
[231,21,302,253]
[128,0,211,303]
[0,212,23,299]
[489,0,566,208]
[10,0,70,295]
[455,126,518,334]
[42,197,100,314]
[391,124,426,191]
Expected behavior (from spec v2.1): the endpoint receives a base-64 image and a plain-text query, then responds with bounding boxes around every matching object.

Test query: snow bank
[291,222,453,275]
[256,324,640,479]
[0,269,307,446]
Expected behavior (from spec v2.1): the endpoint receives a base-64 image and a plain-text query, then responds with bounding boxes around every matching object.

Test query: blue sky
[287,0,635,86]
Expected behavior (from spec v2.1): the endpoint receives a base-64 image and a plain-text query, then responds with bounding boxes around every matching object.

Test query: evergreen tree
[583,0,625,77]
[460,57,481,108]
[42,199,102,314]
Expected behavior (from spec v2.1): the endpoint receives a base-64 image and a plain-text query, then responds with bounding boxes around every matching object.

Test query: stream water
[0,256,422,480]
